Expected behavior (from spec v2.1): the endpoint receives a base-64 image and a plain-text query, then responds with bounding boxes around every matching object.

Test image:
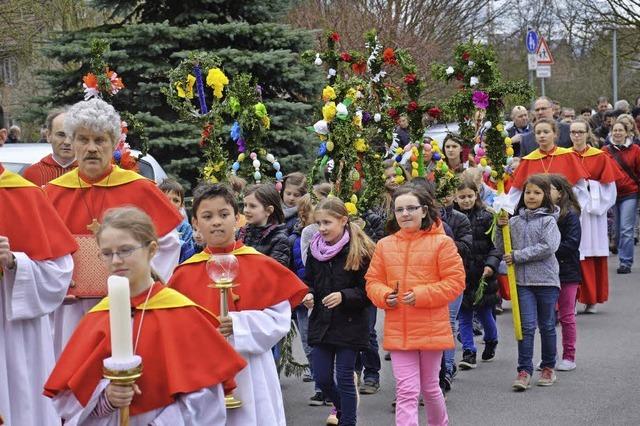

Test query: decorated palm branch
[163,52,282,186]
[432,41,533,340]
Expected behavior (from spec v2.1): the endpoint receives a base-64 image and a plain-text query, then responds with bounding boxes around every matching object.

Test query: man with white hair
[614,99,630,114]
[45,98,182,357]
[507,106,531,157]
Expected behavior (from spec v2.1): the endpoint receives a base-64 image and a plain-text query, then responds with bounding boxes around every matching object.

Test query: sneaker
[556,359,576,371]
[309,391,326,406]
[302,372,314,382]
[451,364,458,379]
[494,303,504,315]
[584,304,598,314]
[326,407,338,425]
[459,350,477,370]
[617,265,631,274]
[512,370,531,391]
[384,352,391,361]
[535,361,542,371]
[481,340,498,362]
[537,367,557,386]
[359,379,380,395]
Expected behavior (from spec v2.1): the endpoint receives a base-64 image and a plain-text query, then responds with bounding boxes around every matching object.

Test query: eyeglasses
[570,130,587,135]
[99,244,148,262]
[394,205,424,215]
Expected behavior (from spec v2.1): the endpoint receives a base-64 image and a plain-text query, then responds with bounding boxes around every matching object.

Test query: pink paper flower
[472,90,489,110]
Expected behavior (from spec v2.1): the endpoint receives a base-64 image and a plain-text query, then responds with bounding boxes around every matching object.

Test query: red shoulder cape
[168,242,308,314]
[511,147,590,189]
[44,166,181,236]
[23,154,77,187]
[0,165,77,260]
[43,283,247,416]
[574,147,624,184]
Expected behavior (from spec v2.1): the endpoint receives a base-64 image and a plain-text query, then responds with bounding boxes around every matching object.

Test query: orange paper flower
[83,73,98,89]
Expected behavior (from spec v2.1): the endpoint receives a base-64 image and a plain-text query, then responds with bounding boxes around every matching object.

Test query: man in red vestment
[45,98,182,357]
[1,162,78,425]
[23,108,77,186]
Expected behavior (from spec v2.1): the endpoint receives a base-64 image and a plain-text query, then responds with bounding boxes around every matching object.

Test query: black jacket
[519,122,572,157]
[440,205,472,260]
[238,223,291,267]
[363,207,386,243]
[304,245,371,350]
[555,210,582,284]
[457,206,501,308]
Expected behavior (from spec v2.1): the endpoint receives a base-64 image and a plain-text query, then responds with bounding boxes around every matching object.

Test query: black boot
[482,340,498,362]
[459,349,477,370]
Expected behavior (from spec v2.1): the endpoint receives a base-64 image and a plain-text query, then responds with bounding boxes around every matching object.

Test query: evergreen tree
[29,0,322,189]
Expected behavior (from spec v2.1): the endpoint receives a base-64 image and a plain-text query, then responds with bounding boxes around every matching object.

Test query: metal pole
[541,78,546,97]
[612,28,618,104]
[529,70,535,106]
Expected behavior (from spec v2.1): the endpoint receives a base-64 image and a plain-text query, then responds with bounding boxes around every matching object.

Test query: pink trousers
[558,283,579,361]
[390,350,448,426]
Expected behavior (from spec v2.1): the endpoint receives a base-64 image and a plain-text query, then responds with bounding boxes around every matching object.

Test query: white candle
[107,276,134,362]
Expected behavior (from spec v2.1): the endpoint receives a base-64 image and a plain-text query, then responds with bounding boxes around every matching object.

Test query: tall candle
[107,276,134,362]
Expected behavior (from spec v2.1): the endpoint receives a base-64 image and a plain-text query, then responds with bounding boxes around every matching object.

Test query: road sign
[527,53,537,70]
[536,37,554,65]
[536,65,551,78]
[526,30,539,54]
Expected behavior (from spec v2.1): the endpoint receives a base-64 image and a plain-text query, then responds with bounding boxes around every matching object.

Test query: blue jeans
[517,285,560,375]
[615,195,638,268]
[354,305,381,383]
[458,304,498,352]
[312,344,358,426]
[443,295,462,374]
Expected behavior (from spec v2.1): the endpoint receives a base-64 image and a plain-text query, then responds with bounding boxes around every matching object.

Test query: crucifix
[87,219,101,235]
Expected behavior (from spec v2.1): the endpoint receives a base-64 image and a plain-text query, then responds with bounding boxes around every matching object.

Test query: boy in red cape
[169,183,307,426]
[0,163,77,426]
[44,207,246,425]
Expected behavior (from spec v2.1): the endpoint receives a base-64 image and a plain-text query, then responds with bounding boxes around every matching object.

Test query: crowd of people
[0,92,638,426]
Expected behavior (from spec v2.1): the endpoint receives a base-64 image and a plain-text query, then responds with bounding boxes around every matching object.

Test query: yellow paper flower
[203,165,219,183]
[346,88,357,99]
[353,114,362,128]
[350,194,358,204]
[261,116,271,129]
[504,137,512,146]
[206,68,229,99]
[496,123,505,132]
[345,202,358,216]
[322,102,337,122]
[354,138,367,152]
[322,86,337,102]
[176,74,196,99]
[506,147,514,157]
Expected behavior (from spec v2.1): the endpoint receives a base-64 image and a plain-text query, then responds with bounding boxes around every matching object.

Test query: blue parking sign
[526,30,538,54]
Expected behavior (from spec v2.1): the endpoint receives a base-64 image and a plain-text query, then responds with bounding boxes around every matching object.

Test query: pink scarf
[310,229,350,261]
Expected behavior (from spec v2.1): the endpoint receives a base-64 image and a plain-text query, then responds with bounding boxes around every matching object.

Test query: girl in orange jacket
[365,184,465,426]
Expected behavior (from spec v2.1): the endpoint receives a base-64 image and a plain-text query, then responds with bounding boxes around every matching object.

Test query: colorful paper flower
[428,106,442,119]
[106,69,124,94]
[230,121,241,141]
[354,138,367,152]
[455,72,464,81]
[472,90,490,110]
[340,52,352,62]
[470,76,479,87]
[228,96,241,114]
[254,102,268,118]
[322,85,337,102]
[383,48,397,65]
[345,202,358,216]
[82,73,100,100]
[322,102,337,122]
[314,53,323,66]
[351,61,366,75]
[462,51,471,61]
[388,108,399,119]
[407,101,419,112]
[206,68,229,99]
[330,32,340,42]
[176,74,196,99]
[445,66,455,75]
[404,73,417,85]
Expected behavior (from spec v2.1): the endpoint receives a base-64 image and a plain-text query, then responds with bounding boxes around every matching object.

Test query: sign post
[535,36,554,98]
[525,30,538,104]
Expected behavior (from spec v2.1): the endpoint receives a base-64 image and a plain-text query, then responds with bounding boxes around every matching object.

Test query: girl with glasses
[45,207,247,425]
[366,184,465,426]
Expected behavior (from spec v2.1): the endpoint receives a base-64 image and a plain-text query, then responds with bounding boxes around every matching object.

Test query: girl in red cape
[168,183,307,426]
[44,207,246,425]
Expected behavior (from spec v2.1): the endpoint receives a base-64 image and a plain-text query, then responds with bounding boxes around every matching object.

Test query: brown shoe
[537,367,557,386]
[512,370,531,391]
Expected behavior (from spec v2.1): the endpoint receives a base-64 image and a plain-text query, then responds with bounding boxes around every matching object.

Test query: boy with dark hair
[159,178,196,263]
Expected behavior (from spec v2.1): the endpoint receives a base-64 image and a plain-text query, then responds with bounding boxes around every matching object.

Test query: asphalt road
[281,248,640,425]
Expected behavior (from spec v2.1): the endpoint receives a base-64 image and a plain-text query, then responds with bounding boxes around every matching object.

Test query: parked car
[0,143,167,183]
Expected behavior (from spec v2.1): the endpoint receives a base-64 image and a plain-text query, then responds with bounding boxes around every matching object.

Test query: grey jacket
[495,207,561,287]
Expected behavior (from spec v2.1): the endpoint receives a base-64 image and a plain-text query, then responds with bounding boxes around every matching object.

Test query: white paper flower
[374,113,381,122]
[327,68,336,79]
[470,76,479,87]
[468,61,475,67]
[313,120,329,135]
[484,121,492,129]
[445,66,455,75]
[314,53,323,66]
[336,102,348,118]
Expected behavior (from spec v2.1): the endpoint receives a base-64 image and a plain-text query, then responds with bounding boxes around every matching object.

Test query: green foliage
[29,1,322,190]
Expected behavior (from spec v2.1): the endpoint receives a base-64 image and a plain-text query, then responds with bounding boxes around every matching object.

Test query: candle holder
[206,254,242,409]
[103,356,143,426]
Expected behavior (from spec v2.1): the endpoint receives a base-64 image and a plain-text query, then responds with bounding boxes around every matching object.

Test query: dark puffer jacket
[440,205,473,260]
[238,223,291,267]
[555,210,582,284]
[305,244,371,350]
[456,206,501,309]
